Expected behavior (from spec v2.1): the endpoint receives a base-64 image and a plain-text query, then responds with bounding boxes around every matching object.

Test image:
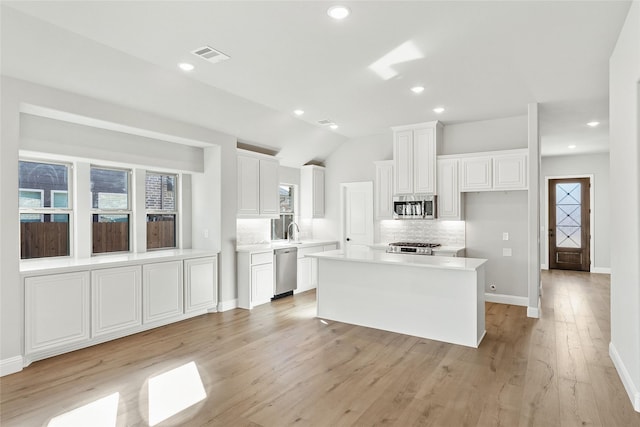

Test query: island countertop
[306,247,487,271]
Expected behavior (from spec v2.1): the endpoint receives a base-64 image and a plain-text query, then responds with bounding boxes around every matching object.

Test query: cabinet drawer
[251,251,273,265]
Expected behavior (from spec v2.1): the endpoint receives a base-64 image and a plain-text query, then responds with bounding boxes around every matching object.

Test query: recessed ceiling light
[327,5,350,20]
[568,144,577,149]
[294,109,304,116]
[330,124,339,130]
[178,62,194,71]
[433,107,445,114]
[587,121,600,127]
[411,86,425,94]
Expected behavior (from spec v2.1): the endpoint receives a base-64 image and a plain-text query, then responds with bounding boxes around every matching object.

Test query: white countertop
[20,248,219,275]
[307,247,486,271]
[236,240,339,253]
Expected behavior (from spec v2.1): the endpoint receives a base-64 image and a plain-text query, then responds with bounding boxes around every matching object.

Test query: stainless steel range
[386,242,441,255]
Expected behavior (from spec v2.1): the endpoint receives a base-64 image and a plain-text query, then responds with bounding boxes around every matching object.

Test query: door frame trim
[543,174,594,271]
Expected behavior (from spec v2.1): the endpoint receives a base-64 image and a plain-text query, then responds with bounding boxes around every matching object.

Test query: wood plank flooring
[2,270,639,426]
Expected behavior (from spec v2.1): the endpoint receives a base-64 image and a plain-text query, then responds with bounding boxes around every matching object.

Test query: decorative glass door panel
[549,178,590,271]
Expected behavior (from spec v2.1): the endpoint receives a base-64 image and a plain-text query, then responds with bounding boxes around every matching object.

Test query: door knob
[346,238,351,242]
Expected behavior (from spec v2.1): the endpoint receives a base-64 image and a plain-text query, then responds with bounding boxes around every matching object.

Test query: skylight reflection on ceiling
[148,361,207,426]
[368,40,424,80]
[47,392,120,427]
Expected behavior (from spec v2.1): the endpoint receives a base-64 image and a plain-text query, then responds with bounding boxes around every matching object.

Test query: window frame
[90,165,132,255]
[145,171,179,250]
[18,159,74,259]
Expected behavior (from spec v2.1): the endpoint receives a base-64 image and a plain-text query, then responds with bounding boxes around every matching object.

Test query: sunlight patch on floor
[47,392,119,427]
[148,361,207,426]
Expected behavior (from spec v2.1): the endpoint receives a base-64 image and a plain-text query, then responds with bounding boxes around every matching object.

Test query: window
[19,160,71,259]
[271,184,295,240]
[145,172,177,249]
[91,166,130,254]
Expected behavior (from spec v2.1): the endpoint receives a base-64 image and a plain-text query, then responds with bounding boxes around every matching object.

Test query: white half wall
[609,0,640,412]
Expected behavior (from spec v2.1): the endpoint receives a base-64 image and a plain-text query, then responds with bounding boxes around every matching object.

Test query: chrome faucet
[287,221,300,243]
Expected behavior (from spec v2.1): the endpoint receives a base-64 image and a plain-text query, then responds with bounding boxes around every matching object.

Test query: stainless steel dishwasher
[274,247,297,298]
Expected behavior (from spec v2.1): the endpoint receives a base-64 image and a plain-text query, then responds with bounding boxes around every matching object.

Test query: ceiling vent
[317,119,334,125]
[191,45,230,64]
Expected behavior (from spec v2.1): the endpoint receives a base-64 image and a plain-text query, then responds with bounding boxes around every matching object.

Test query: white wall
[540,153,610,271]
[609,0,640,412]
[442,115,528,155]
[465,191,529,301]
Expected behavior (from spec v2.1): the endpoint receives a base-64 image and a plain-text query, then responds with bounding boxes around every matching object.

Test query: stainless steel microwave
[393,194,437,220]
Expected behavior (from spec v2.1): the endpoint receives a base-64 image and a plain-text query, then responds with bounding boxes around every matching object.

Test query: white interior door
[342,182,374,249]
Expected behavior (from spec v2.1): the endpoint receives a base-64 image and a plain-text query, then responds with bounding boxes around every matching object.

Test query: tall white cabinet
[237,150,280,218]
[300,165,325,218]
[374,160,394,219]
[392,121,442,195]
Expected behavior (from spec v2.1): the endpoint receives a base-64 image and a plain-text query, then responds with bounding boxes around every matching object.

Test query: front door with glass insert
[549,178,590,271]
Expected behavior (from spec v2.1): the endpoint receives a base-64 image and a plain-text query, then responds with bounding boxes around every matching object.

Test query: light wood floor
[2,270,639,426]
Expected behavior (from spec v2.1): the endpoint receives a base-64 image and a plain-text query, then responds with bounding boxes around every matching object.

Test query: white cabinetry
[143,261,184,324]
[392,121,442,195]
[437,158,464,220]
[91,266,141,337]
[458,149,528,192]
[374,160,394,219]
[300,165,325,218]
[493,153,528,190]
[238,250,274,309]
[184,256,217,313]
[237,150,280,218]
[25,271,90,355]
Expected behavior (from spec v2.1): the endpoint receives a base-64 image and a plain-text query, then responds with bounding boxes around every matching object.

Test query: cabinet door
[493,153,527,190]
[297,257,313,292]
[143,261,184,324]
[259,159,280,216]
[460,157,492,191]
[437,159,462,220]
[413,127,436,194]
[394,130,414,194]
[312,167,325,217]
[237,155,260,216]
[92,266,142,337]
[251,263,273,305]
[184,257,217,313]
[25,271,90,354]
[375,161,394,219]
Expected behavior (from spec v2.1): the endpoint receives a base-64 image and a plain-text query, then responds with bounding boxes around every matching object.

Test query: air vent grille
[317,119,334,125]
[191,45,230,64]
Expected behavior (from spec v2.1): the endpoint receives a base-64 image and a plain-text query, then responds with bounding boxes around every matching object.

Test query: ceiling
[1,1,631,164]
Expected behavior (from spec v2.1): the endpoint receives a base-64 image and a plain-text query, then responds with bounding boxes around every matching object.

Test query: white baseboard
[484,293,528,306]
[540,264,548,270]
[609,342,640,412]
[217,298,238,312]
[592,267,611,274]
[0,356,24,377]
[527,297,541,318]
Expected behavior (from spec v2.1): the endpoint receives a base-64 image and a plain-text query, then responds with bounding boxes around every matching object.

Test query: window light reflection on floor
[148,361,207,426]
[47,392,119,427]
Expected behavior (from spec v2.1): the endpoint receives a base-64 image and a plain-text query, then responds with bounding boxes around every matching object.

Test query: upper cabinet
[457,149,528,192]
[237,150,280,218]
[392,121,442,195]
[300,165,325,218]
[374,160,394,219]
[437,158,463,220]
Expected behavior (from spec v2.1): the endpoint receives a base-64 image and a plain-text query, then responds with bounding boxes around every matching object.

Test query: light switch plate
[503,248,512,257]
[502,232,509,241]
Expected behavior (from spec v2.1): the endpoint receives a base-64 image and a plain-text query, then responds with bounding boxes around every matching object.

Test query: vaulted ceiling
[1,1,631,165]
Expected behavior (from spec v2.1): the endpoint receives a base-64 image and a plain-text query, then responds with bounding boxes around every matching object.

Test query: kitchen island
[306,247,487,348]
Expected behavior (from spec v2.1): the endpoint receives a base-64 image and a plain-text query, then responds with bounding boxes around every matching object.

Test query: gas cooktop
[386,242,441,255]
[388,242,441,248]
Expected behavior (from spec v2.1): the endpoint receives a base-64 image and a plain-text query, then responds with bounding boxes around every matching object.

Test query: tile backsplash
[378,220,465,246]
[236,218,313,245]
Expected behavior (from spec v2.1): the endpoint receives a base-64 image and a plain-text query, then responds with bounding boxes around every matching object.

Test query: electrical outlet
[204,229,209,238]
[490,284,497,291]
[502,232,509,241]
[503,248,512,257]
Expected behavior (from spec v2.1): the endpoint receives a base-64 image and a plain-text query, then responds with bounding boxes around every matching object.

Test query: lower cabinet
[25,271,90,354]
[238,250,274,309]
[143,261,184,324]
[184,257,217,313]
[251,262,274,305]
[92,266,142,337]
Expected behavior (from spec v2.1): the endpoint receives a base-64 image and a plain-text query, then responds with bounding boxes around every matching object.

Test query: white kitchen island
[307,247,488,348]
